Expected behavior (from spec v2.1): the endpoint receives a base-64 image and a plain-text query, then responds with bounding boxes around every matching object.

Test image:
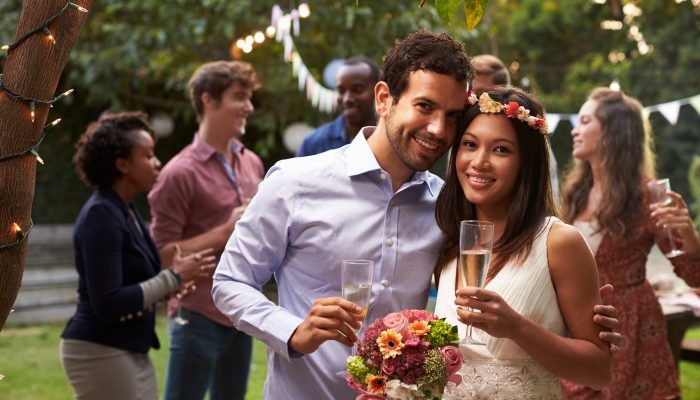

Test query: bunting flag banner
[688,95,700,116]
[568,114,578,129]
[271,5,337,113]
[655,101,682,125]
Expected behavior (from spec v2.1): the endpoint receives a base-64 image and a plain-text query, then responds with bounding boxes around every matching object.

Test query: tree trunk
[0,0,94,332]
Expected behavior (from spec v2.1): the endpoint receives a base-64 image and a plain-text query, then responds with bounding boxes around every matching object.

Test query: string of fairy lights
[0,1,88,250]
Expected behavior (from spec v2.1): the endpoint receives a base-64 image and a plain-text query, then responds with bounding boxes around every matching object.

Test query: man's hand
[593,284,623,354]
[288,297,364,355]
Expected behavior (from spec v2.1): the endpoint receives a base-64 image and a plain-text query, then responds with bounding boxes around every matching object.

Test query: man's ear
[374,81,393,118]
[201,92,216,110]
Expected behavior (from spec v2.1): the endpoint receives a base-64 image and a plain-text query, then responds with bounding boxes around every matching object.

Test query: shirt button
[379,173,387,180]
[386,239,394,246]
[381,279,390,287]
[126,313,133,320]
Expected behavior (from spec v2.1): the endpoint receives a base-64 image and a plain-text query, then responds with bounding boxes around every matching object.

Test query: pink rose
[440,346,463,376]
[383,312,408,333]
[401,309,437,323]
[381,358,396,376]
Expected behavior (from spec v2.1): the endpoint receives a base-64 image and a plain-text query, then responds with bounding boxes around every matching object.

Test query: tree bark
[0,0,94,332]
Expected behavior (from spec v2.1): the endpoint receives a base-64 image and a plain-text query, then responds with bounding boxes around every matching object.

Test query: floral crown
[466,90,549,135]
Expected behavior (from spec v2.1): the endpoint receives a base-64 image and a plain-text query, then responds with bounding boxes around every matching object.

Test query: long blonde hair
[562,88,656,237]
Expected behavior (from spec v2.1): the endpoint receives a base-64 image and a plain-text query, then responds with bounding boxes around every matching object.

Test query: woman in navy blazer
[60,112,215,400]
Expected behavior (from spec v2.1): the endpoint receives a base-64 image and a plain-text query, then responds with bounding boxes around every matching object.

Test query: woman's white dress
[435,217,566,399]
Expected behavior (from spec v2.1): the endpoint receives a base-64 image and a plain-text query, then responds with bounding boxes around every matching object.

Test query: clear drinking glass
[459,220,494,345]
[647,178,684,258]
[341,260,373,334]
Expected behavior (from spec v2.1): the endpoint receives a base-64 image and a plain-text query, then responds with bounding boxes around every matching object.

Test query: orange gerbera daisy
[408,320,429,337]
[365,373,387,395]
[377,329,404,359]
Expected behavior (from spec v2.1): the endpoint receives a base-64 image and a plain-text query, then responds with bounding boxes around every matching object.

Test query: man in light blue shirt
[213,29,471,399]
[213,30,622,399]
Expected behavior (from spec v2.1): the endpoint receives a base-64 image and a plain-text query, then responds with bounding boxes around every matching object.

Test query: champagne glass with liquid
[647,178,685,258]
[341,260,373,334]
[459,220,494,345]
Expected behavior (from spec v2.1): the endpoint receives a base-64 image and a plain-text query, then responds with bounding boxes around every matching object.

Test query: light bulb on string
[29,149,44,165]
[11,222,25,240]
[298,3,311,18]
[254,31,265,43]
[69,2,89,12]
[265,26,276,38]
[29,101,36,122]
[43,27,56,44]
[47,118,61,128]
[236,39,246,49]
[1,45,8,52]
[245,35,254,46]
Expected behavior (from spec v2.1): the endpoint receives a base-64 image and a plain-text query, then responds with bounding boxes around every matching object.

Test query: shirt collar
[345,126,441,197]
[345,126,382,177]
[191,133,246,162]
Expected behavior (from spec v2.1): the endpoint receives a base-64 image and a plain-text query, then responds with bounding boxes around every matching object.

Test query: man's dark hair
[343,56,380,83]
[73,112,154,188]
[380,29,474,102]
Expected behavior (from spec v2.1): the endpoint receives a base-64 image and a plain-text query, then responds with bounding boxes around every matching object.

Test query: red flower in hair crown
[466,91,549,135]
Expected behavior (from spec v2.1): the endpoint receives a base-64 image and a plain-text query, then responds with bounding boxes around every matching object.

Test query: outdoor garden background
[1,0,699,398]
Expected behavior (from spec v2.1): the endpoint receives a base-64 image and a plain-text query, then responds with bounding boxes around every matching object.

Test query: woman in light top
[434,87,612,398]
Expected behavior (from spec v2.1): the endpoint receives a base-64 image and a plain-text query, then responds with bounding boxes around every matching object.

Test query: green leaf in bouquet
[426,319,460,347]
[347,355,376,385]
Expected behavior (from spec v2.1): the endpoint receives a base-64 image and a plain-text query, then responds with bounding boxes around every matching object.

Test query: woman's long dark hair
[434,87,558,283]
[562,88,655,238]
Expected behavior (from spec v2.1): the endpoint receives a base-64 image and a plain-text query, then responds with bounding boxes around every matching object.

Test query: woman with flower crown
[433,86,612,399]
[560,87,700,399]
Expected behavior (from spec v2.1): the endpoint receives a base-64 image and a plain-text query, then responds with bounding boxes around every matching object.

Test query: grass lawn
[1,317,699,399]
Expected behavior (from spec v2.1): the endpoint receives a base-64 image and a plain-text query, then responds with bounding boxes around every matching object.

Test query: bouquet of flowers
[346,309,462,400]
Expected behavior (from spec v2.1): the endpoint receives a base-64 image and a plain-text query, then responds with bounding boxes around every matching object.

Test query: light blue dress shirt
[213,127,445,399]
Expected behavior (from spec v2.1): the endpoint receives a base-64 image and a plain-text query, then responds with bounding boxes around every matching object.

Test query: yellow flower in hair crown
[467,91,549,135]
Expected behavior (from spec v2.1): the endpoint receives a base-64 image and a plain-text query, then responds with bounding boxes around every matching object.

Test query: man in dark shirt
[296,56,379,156]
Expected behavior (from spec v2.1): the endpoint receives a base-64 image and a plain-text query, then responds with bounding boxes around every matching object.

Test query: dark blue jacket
[61,187,161,354]
[296,115,349,157]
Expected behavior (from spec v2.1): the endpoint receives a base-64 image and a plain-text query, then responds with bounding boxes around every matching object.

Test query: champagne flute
[337,260,373,379]
[341,260,373,334]
[459,220,494,345]
[647,178,685,258]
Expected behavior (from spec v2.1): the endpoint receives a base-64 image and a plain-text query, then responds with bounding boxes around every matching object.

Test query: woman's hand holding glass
[455,287,525,340]
[648,179,700,256]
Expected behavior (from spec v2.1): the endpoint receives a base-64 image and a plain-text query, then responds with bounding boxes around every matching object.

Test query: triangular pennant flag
[688,95,700,116]
[297,65,308,91]
[657,101,681,125]
[291,52,301,75]
[283,35,293,62]
[569,115,578,128]
[545,114,561,134]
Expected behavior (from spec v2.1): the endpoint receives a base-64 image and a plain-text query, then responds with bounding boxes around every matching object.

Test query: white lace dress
[435,217,566,400]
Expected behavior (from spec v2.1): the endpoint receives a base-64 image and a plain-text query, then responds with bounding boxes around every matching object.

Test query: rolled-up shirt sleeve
[212,163,304,361]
